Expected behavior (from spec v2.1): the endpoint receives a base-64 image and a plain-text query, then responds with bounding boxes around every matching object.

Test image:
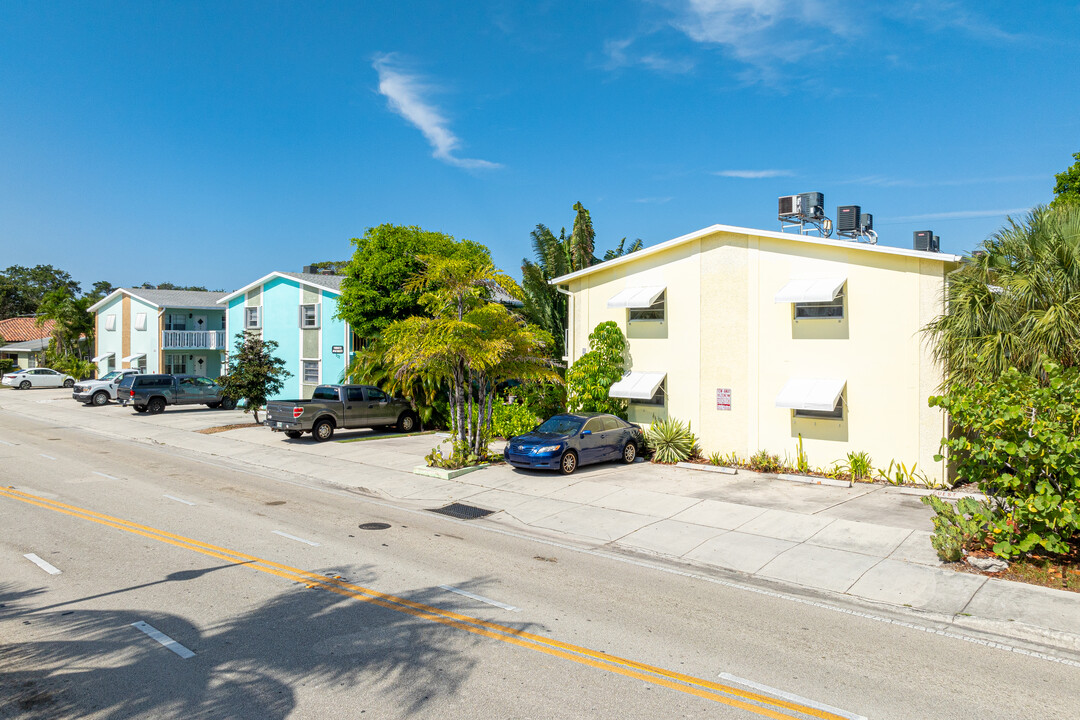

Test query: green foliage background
[565,321,628,418]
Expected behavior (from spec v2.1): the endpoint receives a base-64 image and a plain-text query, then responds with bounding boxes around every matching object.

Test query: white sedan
[2,368,76,390]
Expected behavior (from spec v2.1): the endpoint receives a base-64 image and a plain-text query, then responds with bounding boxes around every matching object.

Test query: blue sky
[2,2,1078,292]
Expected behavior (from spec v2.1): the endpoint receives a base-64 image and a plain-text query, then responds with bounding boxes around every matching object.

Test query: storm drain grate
[427,503,496,520]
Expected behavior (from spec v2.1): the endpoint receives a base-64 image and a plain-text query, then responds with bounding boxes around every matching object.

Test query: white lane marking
[39,454,56,460]
[163,494,196,506]
[718,673,867,720]
[92,471,118,480]
[131,621,195,659]
[272,530,320,546]
[438,585,521,612]
[24,553,62,575]
[0,439,14,446]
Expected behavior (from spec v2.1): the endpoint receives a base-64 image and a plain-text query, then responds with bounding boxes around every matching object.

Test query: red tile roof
[0,316,56,343]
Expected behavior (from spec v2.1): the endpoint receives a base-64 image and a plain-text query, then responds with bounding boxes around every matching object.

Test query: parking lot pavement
[4,384,1080,654]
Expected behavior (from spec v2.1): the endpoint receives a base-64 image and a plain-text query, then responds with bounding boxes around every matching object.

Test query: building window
[245,306,262,329]
[165,313,186,331]
[794,288,844,319]
[628,291,665,322]
[134,312,147,331]
[220,314,227,330]
[793,397,844,420]
[105,314,117,331]
[165,354,187,374]
[302,360,319,384]
[299,304,320,329]
[630,380,666,407]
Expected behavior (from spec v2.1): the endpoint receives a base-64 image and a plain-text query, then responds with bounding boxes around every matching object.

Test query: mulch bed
[196,423,263,434]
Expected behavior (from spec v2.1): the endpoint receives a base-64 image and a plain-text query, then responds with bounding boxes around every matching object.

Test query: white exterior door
[192,315,208,333]
[192,356,207,376]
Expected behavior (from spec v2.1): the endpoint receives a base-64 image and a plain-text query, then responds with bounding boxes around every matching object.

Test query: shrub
[708,451,723,466]
[566,321,628,418]
[921,495,991,562]
[515,381,566,421]
[845,451,873,481]
[646,417,696,464]
[491,401,540,439]
[748,450,783,474]
[0,358,18,374]
[875,459,928,487]
[929,361,1080,559]
[794,435,810,474]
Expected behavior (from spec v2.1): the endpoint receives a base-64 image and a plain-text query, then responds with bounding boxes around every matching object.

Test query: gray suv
[119,374,237,414]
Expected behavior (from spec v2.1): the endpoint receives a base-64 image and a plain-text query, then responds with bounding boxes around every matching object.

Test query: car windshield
[535,415,583,436]
[99,372,121,381]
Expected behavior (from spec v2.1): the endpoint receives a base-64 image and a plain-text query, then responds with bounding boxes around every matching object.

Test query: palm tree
[924,204,1080,386]
[521,224,570,359]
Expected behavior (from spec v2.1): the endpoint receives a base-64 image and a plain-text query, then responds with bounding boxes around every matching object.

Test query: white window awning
[774,277,846,303]
[121,353,146,363]
[609,371,666,400]
[775,377,846,412]
[607,286,665,309]
[92,352,115,362]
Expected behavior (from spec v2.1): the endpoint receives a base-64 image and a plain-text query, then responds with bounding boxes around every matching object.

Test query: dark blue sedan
[503,413,646,475]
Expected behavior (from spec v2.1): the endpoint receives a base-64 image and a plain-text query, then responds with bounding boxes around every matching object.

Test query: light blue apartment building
[218,270,349,400]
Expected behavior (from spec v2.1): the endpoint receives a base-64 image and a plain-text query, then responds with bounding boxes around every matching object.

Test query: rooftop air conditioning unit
[837,205,860,234]
[914,230,934,252]
[778,192,825,221]
[860,213,873,233]
[932,235,940,253]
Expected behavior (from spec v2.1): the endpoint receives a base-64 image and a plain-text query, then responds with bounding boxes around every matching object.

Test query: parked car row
[6,366,643,474]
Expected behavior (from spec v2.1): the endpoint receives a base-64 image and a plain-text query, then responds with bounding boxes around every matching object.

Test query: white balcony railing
[162,330,226,350]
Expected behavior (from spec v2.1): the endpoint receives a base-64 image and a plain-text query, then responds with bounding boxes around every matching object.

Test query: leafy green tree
[1052,150,1080,209]
[36,288,94,359]
[87,280,115,302]
[0,265,82,318]
[306,260,349,274]
[216,333,291,423]
[566,321,628,417]
[603,237,644,261]
[521,224,570,359]
[367,241,557,460]
[337,224,458,339]
[923,205,1080,386]
[928,361,1080,559]
[569,201,597,270]
[137,282,209,291]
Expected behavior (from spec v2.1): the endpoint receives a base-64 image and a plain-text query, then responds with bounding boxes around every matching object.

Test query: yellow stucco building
[551,223,962,485]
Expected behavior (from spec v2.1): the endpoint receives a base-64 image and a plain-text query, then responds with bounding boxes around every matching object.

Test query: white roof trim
[217,272,342,304]
[775,377,846,412]
[91,352,115,362]
[607,286,665,309]
[88,288,158,313]
[774,277,846,304]
[121,353,146,363]
[609,371,666,400]
[550,223,962,285]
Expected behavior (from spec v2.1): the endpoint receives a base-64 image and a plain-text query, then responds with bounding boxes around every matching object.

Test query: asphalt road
[1,406,1078,719]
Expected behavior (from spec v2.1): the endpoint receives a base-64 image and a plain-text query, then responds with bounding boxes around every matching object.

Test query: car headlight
[532,445,562,454]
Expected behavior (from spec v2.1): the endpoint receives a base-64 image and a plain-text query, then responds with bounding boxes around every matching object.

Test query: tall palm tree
[924,204,1080,386]
[521,224,570,359]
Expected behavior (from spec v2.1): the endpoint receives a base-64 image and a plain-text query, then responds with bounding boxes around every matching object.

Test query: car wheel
[147,397,166,414]
[92,391,109,407]
[560,450,578,475]
[206,402,221,409]
[312,419,335,442]
[134,404,147,413]
[284,430,302,439]
[622,442,637,464]
[397,412,417,433]
[63,379,74,388]
[19,380,31,390]
[221,398,237,410]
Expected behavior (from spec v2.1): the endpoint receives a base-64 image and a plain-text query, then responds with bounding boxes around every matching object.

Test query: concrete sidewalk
[5,387,1080,657]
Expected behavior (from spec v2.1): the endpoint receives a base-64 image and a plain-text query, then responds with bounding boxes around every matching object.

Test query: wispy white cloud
[372,54,501,170]
[634,196,675,204]
[889,207,1032,222]
[714,169,795,179]
[604,37,695,73]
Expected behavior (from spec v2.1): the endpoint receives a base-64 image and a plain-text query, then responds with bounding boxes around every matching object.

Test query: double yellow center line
[1,486,849,720]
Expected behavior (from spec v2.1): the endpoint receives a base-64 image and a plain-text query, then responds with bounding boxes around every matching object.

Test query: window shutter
[315,303,321,328]
[257,306,263,328]
[299,305,304,328]
[135,313,147,331]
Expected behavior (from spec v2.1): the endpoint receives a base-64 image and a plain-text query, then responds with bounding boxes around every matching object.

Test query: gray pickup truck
[118,374,237,414]
[265,384,417,441]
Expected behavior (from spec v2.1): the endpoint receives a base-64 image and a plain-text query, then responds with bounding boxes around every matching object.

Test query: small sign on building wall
[716,388,731,411]
[332,345,344,354]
